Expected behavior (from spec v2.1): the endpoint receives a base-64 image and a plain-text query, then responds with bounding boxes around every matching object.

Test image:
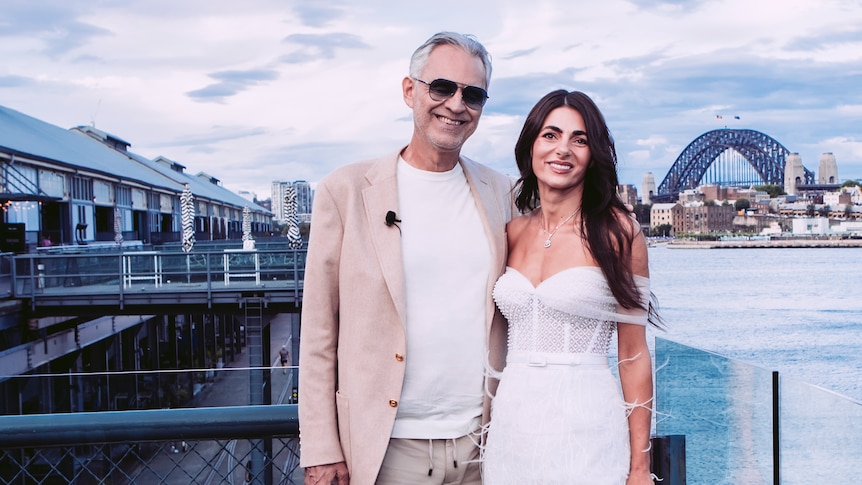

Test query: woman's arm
[618,322,653,483]
[619,223,654,484]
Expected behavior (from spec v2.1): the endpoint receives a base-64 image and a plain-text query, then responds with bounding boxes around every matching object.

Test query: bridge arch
[656,129,814,198]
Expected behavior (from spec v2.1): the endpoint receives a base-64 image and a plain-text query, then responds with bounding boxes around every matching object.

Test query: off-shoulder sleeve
[536,269,650,326]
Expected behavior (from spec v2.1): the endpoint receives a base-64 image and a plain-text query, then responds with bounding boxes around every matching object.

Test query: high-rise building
[271,180,314,223]
[293,181,313,223]
[617,184,638,207]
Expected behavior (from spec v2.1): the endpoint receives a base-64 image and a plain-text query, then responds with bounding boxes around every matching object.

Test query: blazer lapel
[362,152,407,326]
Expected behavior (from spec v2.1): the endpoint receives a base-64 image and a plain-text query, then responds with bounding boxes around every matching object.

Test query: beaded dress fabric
[482,266,648,485]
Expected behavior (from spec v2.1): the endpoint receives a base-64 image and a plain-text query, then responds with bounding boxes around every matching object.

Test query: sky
[2,0,861,201]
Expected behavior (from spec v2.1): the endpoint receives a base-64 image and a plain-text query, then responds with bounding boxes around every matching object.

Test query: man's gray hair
[409,32,492,88]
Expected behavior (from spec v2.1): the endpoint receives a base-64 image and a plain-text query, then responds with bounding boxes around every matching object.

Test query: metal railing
[0,405,300,484]
[9,248,306,309]
[0,252,12,298]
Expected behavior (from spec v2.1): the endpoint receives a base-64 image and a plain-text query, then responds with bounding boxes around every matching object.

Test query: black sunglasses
[413,78,489,110]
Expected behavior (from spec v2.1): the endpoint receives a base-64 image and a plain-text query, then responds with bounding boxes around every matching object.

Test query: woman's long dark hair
[513,90,658,323]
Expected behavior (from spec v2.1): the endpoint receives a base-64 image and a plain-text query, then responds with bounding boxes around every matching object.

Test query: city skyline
[1,0,860,199]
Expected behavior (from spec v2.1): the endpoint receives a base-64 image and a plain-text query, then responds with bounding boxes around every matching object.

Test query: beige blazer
[298,149,513,484]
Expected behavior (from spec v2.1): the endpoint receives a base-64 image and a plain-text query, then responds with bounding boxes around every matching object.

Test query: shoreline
[664,239,862,249]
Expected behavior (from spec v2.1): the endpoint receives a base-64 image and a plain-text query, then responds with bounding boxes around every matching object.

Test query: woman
[483,90,660,485]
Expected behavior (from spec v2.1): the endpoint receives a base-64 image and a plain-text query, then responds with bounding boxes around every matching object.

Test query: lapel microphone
[385,211,401,227]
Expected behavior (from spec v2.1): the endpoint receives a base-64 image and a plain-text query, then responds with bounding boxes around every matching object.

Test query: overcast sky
[2,0,860,200]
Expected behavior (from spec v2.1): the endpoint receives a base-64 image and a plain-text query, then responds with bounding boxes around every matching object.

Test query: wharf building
[651,186,738,235]
[0,104,278,416]
[0,105,273,248]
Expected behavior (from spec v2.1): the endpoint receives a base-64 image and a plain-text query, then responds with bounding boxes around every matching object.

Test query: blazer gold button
[395,354,404,361]
[389,399,398,407]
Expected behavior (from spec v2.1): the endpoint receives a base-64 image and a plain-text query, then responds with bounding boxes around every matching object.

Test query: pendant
[543,239,552,248]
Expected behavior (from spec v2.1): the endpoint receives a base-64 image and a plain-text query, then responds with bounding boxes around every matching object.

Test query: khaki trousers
[376,434,481,485]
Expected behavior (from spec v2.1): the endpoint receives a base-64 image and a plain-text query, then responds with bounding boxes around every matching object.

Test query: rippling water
[647,244,862,402]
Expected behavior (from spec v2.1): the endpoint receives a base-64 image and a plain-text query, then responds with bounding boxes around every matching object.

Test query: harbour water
[647,244,862,402]
[644,244,861,484]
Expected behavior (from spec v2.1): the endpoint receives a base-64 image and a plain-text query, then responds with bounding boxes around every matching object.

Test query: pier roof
[129,153,269,212]
[0,104,268,213]
[0,104,180,193]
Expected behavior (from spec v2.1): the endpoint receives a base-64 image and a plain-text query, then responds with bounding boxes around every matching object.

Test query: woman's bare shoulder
[506,213,533,236]
[505,213,535,250]
[611,206,643,238]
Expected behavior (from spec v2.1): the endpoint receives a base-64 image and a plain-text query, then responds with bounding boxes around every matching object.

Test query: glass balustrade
[656,337,860,485]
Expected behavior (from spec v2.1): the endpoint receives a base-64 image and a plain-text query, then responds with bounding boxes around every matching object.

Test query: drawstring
[427,437,461,475]
[428,439,433,476]
[452,438,458,468]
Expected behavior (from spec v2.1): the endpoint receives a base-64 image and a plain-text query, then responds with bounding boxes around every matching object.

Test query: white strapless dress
[483,266,649,485]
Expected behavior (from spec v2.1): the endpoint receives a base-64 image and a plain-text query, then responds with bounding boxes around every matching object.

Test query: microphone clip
[385,210,402,233]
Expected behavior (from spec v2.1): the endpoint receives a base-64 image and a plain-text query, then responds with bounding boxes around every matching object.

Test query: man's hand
[304,462,349,485]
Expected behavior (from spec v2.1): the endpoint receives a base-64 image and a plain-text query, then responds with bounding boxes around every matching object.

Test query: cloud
[0,75,35,88]
[626,0,708,13]
[784,27,862,52]
[482,33,862,188]
[3,0,862,199]
[280,33,370,63]
[150,126,269,148]
[186,69,280,102]
[637,135,669,148]
[292,3,346,27]
[487,69,590,116]
[502,47,539,60]
[249,141,368,182]
[0,1,110,57]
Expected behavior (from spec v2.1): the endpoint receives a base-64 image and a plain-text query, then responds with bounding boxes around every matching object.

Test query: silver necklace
[540,209,579,248]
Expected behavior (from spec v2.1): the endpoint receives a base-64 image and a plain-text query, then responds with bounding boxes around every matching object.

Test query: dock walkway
[667,239,862,249]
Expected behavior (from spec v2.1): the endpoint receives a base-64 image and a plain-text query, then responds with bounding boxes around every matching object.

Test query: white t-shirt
[391,157,492,439]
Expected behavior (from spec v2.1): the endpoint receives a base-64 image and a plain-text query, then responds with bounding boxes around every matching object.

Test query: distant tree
[633,203,651,224]
[721,200,732,206]
[845,204,853,219]
[276,221,311,240]
[735,198,751,211]
[754,184,786,198]
[704,199,717,206]
[818,205,831,217]
[841,180,861,188]
[655,224,673,237]
[806,204,816,217]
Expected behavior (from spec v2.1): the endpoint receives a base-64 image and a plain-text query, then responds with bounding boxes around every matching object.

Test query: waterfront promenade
[148,313,303,483]
[186,313,297,408]
[666,238,862,249]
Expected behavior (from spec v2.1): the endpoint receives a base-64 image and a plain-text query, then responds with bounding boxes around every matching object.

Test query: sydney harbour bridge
[650,128,815,203]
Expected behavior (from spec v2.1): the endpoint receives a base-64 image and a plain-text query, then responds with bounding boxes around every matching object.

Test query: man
[279,345,290,374]
[299,32,513,485]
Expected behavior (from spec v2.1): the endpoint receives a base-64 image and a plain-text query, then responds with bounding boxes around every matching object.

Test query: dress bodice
[493,266,648,356]
[486,266,649,484]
